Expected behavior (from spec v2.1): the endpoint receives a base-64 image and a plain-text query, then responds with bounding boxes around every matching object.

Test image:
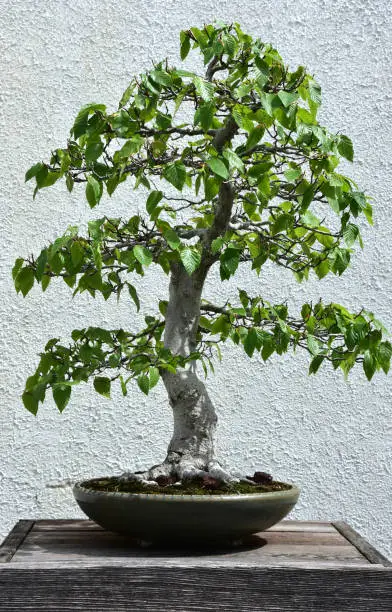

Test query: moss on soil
[81,477,292,496]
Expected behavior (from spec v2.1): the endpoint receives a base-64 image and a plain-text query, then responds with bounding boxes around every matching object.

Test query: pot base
[73,479,300,545]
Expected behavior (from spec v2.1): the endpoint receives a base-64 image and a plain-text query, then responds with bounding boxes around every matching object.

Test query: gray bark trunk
[160,263,218,477]
[134,116,238,482]
[157,180,236,479]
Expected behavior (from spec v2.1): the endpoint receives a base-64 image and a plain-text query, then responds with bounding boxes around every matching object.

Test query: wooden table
[0,519,391,610]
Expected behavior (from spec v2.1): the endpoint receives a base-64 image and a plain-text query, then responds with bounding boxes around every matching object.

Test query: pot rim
[73,479,300,503]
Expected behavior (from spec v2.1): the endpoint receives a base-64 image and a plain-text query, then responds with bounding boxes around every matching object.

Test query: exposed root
[119,458,241,486]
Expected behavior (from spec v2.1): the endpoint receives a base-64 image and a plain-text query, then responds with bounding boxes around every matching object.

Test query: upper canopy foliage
[15,22,390,414]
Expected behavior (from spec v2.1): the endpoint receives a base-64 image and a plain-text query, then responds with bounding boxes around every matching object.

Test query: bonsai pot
[73,480,300,545]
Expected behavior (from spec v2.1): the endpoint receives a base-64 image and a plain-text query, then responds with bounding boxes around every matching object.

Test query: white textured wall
[1,0,391,558]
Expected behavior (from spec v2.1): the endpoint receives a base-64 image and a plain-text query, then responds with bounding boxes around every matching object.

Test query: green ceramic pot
[73,480,300,545]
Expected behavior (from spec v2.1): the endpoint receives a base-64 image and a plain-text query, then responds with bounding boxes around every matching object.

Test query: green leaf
[146,190,163,215]
[307,335,321,355]
[15,267,35,296]
[12,258,24,281]
[180,247,201,275]
[150,69,172,87]
[35,170,60,190]
[133,245,153,267]
[149,367,160,389]
[345,325,360,350]
[163,162,187,190]
[300,210,320,227]
[194,102,215,131]
[271,213,291,234]
[52,384,71,413]
[260,92,283,116]
[163,227,181,250]
[300,184,315,210]
[106,174,119,196]
[66,174,74,193]
[308,79,321,105]
[193,76,215,101]
[72,103,106,140]
[22,391,39,415]
[245,125,265,150]
[315,259,330,279]
[223,33,237,56]
[338,135,354,162]
[210,314,231,336]
[93,376,111,398]
[127,283,140,311]
[363,350,376,381]
[137,374,150,395]
[180,31,191,60]
[86,176,102,208]
[315,229,334,248]
[232,104,254,131]
[223,149,244,172]
[301,303,312,319]
[377,341,392,374]
[284,167,301,182]
[204,175,220,201]
[261,337,275,361]
[159,300,168,316]
[110,109,135,136]
[85,139,104,162]
[42,275,51,291]
[220,247,240,280]
[277,91,299,107]
[70,241,84,268]
[343,223,359,247]
[206,157,229,179]
[117,136,144,158]
[211,237,224,254]
[331,248,350,275]
[238,289,249,308]
[363,203,373,225]
[118,82,135,108]
[25,162,44,183]
[244,328,258,357]
[309,355,324,374]
[119,375,128,396]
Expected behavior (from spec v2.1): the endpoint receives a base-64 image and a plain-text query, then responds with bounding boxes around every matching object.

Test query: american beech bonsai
[14,23,390,489]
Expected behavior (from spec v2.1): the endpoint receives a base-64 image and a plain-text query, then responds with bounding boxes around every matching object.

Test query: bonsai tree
[14,22,390,486]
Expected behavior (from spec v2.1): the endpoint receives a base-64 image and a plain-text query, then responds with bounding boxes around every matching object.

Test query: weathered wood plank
[0,567,391,611]
[3,557,383,570]
[32,519,337,533]
[10,544,367,563]
[333,521,392,567]
[2,520,390,574]
[11,533,366,567]
[21,529,351,548]
[5,554,378,569]
[0,520,34,563]
[262,530,352,546]
[33,520,104,531]
[267,521,336,533]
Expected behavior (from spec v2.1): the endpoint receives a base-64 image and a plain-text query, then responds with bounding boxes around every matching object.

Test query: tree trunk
[152,180,236,480]
[158,262,218,478]
[135,137,236,482]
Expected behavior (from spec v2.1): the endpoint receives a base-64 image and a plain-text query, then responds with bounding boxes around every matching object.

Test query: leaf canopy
[16,22,389,413]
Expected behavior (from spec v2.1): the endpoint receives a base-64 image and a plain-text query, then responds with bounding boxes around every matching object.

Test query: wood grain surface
[0,566,392,611]
[0,520,390,611]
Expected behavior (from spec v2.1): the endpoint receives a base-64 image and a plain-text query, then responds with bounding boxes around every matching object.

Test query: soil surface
[80,475,293,496]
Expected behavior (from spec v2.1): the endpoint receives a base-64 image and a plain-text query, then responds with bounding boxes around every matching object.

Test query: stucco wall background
[1,0,391,557]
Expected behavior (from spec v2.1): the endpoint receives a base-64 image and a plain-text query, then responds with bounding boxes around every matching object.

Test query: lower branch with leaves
[199,292,391,379]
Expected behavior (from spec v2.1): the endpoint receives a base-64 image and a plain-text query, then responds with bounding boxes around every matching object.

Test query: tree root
[119,458,242,486]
